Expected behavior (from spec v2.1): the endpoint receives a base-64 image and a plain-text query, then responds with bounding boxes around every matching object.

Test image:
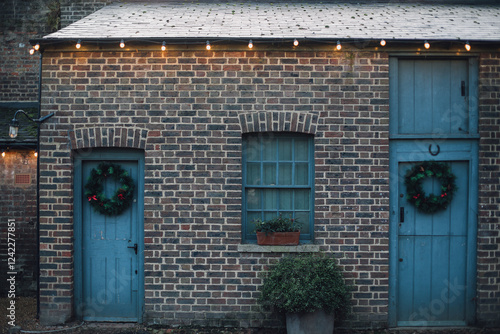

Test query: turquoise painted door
[397,160,470,326]
[81,160,139,321]
[389,57,478,327]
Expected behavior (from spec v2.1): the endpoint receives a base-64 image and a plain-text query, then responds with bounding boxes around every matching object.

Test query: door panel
[397,59,469,136]
[396,160,469,326]
[81,160,139,321]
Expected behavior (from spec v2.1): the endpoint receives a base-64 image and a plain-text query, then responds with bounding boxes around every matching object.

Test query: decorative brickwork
[36,48,499,328]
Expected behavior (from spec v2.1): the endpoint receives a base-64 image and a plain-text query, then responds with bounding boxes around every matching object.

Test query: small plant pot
[286,309,334,334]
[256,231,300,245]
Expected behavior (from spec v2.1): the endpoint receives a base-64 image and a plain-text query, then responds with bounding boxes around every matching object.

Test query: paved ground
[2,298,499,334]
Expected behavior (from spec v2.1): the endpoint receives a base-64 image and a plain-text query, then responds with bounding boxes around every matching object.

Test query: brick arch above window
[68,127,148,150]
[238,111,320,135]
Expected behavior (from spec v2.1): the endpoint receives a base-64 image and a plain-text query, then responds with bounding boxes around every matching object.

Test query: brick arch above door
[238,111,320,134]
[68,127,148,150]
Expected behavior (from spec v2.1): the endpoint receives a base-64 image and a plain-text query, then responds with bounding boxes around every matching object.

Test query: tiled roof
[43,0,500,42]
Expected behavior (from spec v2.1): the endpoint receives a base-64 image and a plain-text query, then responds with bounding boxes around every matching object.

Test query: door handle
[400,207,405,223]
[127,243,138,254]
[461,81,466,96]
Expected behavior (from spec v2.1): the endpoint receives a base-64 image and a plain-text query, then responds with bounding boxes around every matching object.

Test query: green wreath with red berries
[405,161,457,214]
[84,162,135,216]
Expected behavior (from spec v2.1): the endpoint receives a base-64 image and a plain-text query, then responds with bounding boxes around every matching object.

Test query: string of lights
[28,38,478,55]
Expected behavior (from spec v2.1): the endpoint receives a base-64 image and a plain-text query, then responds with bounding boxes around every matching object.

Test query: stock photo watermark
[6,218,17,327]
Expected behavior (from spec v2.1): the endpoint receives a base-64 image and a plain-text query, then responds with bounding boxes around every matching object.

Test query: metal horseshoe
[428,144,440,156]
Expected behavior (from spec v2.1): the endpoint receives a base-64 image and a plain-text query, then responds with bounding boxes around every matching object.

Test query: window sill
[237,244,320,253]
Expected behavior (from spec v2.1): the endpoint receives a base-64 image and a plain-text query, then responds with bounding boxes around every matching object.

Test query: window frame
[242,132,315,243]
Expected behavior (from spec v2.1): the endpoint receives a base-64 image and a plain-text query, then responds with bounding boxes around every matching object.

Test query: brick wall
[60,0,112,28]
[477,53,500,326]
[0,149,38,296]
[37,48,499,328]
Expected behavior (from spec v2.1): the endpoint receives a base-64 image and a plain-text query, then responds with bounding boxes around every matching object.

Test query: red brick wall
[37,48,499,328]
[477,53,500,326]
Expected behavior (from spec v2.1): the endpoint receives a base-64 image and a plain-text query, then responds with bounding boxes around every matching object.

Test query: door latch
[127,243,138,254]
[461,81,466,96]
[400,207,405,223]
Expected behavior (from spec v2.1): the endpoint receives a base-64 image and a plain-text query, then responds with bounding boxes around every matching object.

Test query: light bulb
[29,48,35,55]
[76,39,81,49]
[248,40,253,49]
[424,40,430,49]
[380,39,386,47]
[293,39,299,47]
[34,43,40,51]
[1,151,5,158]
[206,40,211,50]
[336,41,342,51]
[34,151,38,158]
[465,42,471,51]
[120,39,125,48]
[161,41,166,51]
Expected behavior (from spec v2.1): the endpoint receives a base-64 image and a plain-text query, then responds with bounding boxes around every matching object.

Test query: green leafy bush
[259,254,351,318]
[252,216,302,234]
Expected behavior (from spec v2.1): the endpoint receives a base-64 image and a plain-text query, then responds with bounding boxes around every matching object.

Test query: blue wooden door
[397,160,470,326]
[389,58,478,327]
[81,160,139,321]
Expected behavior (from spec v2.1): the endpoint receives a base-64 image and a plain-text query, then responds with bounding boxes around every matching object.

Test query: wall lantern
[8,109,55,139]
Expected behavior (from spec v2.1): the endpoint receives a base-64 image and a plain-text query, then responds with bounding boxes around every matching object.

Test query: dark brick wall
[36,47,499,328]
[0,149,38,297]
[60,0,112,28]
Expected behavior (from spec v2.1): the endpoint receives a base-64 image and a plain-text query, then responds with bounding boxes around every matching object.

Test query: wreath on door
[84,162,135,216]
[404,161,457,214]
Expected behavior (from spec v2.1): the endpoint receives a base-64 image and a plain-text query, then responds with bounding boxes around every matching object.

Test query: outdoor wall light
[161,41,167,51]
[206,40,211,50]
[336,40,342,50]
[380,39,386,46]
[76,39,82,49]
[465,41,471,51]
[424,40,430,49]
[248,40,253,49]
[119,39,125,48]
[8,109,55,139]
[293,39,299,47]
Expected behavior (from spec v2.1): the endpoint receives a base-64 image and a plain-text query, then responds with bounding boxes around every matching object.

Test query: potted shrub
[253,216,302,245]
[258,253,351,334]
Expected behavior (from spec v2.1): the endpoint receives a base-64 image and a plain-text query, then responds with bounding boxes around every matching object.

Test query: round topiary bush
[258,253,351,318]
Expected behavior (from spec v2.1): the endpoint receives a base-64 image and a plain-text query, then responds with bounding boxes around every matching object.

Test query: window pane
[247,211,261,235]
[295,163,309,185]
[278,163,293,185]
[246,136,261,161]
[278,138,293,160]
[264,211,278,221]
[263,189,277,210]
[279,189,293,210]
[294,190,310,210]
[263,163,276,185]
[295,138,309,161]
[246,189,261,210]
[247,162,261,185]
[263,139,277,160]
[295,211,310,234]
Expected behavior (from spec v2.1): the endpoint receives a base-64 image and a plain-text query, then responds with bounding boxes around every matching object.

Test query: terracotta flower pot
[256,231,300,245]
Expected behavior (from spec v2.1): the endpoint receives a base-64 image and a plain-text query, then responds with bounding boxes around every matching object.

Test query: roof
[42,0,500,43]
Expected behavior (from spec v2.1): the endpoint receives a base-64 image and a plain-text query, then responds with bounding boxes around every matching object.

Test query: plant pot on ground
[253,216,302,245]
[258,253,351,334]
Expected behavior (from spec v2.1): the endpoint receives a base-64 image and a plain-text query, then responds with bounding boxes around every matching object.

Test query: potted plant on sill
[253,216,302,246]
[258,253,351,334]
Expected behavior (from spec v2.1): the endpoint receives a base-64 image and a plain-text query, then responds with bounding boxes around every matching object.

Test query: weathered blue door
[79,159,140,321]
[397,159,470,325]
[389,58,478,327]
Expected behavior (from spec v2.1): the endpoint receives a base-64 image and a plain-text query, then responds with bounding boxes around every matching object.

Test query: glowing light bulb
[29,48,35,55]
[76,39,81,49]
[206,40,211,50]
[1,151,5,158]
[119,39,125,48]
[293,39,299,47]
[424,40,430,49]
[34,43,40,51]
[248,40,253,49]
[465,42,471,51]
[336,40,342,51]
[380,39,386,47]
[34,150,38,158]
[161,41,166,51]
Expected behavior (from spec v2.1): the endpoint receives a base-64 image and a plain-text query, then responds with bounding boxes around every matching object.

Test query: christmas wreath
[84,162,135,216]
[404,161,457,214]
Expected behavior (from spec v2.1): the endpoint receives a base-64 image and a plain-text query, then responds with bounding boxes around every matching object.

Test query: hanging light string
[27,38,478,53]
